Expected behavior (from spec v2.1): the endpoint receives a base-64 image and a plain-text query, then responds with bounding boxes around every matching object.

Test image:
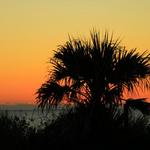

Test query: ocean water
[0,105,70,128]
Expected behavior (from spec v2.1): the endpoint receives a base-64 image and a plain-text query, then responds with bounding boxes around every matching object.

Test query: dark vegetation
[0,112,35,150]
[1,31,150,149]
[0,106,150,150]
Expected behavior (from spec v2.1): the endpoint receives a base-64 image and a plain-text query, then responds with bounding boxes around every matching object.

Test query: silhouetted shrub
[0,112,35,150]
[0,107,150,150]
[33,105,150,150]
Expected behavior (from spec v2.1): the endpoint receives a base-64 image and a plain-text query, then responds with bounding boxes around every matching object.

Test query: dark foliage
[0,112,35,150]
[0,107,150,150]
[33,105,150,150]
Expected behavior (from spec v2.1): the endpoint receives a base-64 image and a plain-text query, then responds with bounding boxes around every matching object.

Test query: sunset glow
[0,0,150,104]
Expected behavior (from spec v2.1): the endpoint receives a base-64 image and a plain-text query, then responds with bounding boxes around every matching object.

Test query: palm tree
[36,31,150,111]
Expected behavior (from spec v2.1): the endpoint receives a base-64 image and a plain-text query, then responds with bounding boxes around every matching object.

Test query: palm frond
[53,38,93,81]
[36,81,70,110]
[112,49,150,93]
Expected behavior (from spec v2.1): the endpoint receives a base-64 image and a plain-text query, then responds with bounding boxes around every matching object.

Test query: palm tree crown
[36,31,150,110]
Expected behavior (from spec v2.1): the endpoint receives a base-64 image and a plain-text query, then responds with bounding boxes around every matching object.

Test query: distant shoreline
[0,104,37,110]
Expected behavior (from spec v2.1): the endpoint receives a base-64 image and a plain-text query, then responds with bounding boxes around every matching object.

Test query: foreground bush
[34,105,150,149]
[0,106,150,150]
[0,112,35,150]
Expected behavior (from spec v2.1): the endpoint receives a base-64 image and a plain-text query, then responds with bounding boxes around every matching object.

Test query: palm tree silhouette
[36,31,150,112]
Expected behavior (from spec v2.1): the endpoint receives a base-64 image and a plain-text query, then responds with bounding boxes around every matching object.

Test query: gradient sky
[0,0,150,104]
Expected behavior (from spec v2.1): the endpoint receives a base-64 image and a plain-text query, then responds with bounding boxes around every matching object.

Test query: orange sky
[0,0,150,104]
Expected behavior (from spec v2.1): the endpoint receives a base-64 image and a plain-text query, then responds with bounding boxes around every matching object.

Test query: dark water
[0,105,70,128]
